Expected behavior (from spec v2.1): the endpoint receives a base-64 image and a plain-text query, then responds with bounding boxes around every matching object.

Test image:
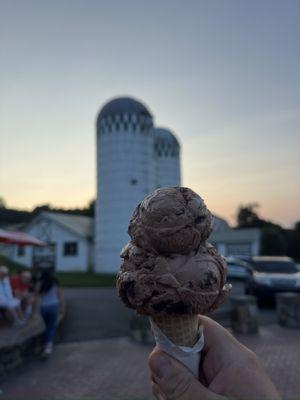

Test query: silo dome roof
[154,127,180,147]
[98,97,152,121]
[154,127,180,158]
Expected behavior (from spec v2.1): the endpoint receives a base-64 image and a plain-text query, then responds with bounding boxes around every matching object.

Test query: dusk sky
[1,0,299,227]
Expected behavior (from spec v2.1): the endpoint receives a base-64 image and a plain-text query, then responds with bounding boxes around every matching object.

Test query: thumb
[149,350,226,400]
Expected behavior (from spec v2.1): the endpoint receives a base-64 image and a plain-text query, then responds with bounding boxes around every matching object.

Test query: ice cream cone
[152,314,199,347]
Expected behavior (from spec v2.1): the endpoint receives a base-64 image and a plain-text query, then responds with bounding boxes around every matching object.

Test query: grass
[56,271,116,288]
[0,255,116,288]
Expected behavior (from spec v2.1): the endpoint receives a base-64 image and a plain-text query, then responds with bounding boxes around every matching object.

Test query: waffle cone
[152,314,199,347]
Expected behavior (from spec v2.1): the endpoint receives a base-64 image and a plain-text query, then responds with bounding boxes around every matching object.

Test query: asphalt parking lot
[59,279,278,344]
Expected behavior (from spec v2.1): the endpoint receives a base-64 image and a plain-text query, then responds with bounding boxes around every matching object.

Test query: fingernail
[151,354,172,379]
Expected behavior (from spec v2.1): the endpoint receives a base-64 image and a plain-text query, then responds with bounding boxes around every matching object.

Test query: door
[33,242,56,269]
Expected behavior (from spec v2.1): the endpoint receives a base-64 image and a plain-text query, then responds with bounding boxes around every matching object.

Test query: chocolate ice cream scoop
[128,187,212,254]
[117,241,230,316]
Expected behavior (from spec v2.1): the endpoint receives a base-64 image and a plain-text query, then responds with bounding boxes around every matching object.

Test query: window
[17,245,25,257]
[33,243,56,269]
[63,242,78,256]
[252,261,297,274]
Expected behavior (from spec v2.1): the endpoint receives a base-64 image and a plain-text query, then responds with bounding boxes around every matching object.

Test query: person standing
[34,268,65,357]
[0,266,25,326]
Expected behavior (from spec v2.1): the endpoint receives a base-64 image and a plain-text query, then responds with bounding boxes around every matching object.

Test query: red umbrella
[0,229,47,247]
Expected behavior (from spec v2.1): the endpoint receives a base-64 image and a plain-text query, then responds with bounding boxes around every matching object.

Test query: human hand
[149,316,281,400]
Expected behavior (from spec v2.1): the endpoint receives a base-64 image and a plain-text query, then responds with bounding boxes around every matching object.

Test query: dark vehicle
[226,257,252,279]
[245,256,300,301]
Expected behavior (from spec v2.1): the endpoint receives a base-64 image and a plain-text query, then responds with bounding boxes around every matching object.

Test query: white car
[245,257,300,300]
[225,257,252,279]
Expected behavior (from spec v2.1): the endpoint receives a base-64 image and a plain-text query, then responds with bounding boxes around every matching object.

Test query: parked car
[245,256,300,300]
[226,257,252,279]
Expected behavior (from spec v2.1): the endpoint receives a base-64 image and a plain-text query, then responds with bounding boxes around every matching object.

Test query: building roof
[212,215,230,232]
[32,212,94,239]
[97,97,152,121]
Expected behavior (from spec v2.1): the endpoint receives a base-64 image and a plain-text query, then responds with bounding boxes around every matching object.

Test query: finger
[151,372,159,384]
[149,349,227,400]
[198,315,233,352]
[199,315,251,358]
[152,381,166,400]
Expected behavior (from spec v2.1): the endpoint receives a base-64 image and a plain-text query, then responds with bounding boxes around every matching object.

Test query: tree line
[0,198,95,228]
[237,203,300,261]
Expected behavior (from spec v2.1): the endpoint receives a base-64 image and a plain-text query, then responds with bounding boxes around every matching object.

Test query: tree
[32,204,51,216]
[284,222,300,261]
[87,199,95,217]
[237,203,262,228]
[294,221,300,233]
[0,197,6,209]
[236,203,289,257]
[261,227,287,255]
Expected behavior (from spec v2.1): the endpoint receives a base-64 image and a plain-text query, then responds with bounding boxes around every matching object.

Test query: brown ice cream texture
[117,187,230,318]
[128,187,213,254]
[118,241,229,316]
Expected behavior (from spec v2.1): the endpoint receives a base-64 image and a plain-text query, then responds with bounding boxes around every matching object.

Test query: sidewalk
[235,325,300,399]
[0,324,299,399]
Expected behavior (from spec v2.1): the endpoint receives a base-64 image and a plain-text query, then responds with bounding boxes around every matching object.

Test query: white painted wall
[210,228,261,258]
[10,216,91,272]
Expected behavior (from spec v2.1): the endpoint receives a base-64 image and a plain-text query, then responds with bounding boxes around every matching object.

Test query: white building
[212,214,230,232]
[210,228,261,258]
[8,212,93,272]
[95,97,181,273]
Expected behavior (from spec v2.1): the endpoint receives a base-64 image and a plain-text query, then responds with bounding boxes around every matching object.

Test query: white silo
[154,127,181,188]
[95,97,155,273]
